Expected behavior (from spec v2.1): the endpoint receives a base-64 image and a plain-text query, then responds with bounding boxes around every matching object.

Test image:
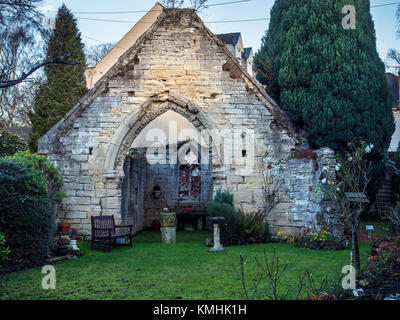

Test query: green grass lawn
[0,231,371,300]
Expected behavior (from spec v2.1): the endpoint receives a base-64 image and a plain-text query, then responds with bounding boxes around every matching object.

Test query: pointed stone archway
[101,92,223,220]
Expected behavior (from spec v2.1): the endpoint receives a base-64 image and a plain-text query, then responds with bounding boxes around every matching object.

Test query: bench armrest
[115,225,134,233]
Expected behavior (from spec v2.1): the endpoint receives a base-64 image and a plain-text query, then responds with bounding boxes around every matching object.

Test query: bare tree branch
[0,54,79,88]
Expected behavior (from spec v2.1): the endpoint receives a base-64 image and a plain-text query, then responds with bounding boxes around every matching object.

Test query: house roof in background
[216,32,241,46]
[85,2,164,89]
[243,47,252,59]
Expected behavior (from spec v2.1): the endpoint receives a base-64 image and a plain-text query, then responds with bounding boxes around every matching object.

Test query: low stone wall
[266,148,343,238]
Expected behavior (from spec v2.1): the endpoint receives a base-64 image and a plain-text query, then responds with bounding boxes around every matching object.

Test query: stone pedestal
[160,211,176,243]
[161,227,176,244]
[209,217,225,252]
[70,239,80,251]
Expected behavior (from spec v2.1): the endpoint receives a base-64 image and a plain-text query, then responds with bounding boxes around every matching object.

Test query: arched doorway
[110,95,218,232]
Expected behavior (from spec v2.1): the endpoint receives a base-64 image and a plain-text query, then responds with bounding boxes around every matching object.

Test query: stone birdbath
[160,209,176,244]
[209,217,225,252]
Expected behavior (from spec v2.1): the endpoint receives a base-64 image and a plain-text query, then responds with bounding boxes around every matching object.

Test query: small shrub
[213,189,234,207]
[299,229,337,250]
[208,201,239,246]
[208,191,238,245]
[237,208,266,244]
[0,161,54,269]
[358,238,400,299]
[393,144,400,197]
[383,203,400,234]
[0,232,11,264]
[263,220,271,243]
[2,151,65,204]
[0,129,28,157]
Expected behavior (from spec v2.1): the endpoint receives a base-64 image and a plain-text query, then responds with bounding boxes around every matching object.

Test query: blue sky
[41,0,400,70]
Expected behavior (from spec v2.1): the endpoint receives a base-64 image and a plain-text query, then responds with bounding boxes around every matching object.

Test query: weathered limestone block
[66,211,87,219]
[161,227,176,244]
[63,197,91,205]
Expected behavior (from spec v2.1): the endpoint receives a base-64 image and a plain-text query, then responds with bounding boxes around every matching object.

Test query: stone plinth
[160,211,176,243]
[161,227,176,244]
[209,217,225,252]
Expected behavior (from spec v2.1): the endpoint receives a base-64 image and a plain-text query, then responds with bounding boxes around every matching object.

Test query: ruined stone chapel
[38,4,342,238]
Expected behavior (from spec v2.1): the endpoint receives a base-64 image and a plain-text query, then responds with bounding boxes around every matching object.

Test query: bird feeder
[365,225,374,240]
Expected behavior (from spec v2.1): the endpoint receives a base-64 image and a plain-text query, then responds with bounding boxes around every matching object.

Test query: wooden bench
[90,215,134,251]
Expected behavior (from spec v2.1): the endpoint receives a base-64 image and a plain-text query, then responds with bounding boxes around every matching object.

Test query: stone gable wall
[40,11,341,238]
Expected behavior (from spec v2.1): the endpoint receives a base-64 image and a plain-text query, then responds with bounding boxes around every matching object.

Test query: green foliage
[237,209,267,245]
[359,239,400,299]
[0,129,28,157]
[392,142,400,197]
[384,202,400,234]
[28,4,87,152]
[208,190,238,245]
[208,202,239,245]
[0,161,54,267]
[305,229,335,243]
[0,232,11,264]
[264,220,271,243]
[3,151,65,203]
[321,276,355,300]
[213,189,234,207]
[208,191,270,245]
[255,0,394,152]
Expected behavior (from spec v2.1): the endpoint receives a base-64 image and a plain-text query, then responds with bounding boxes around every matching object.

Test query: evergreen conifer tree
[255,0,394,152]
[29,4,87,151]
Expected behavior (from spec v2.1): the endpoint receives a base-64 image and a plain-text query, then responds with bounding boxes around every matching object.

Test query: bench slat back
[91,215,116,236]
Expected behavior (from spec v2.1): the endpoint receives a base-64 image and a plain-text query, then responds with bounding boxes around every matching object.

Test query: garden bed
[298,238,348,250]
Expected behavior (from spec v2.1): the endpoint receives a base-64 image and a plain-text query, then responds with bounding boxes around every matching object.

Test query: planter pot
[56,245,69,256]
[58,223,71,236]
[160,212,176,228]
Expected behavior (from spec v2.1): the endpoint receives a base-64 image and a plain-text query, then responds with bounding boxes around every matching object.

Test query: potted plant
[69,228,78,240]
[58,212,71,236]
[151,219,161,231]
[160,207,176,227]
[56,235,70,256]
[58,222,71,236]
[68,228,80,251]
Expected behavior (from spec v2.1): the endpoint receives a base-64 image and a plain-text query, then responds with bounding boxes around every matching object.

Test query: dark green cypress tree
[29,4,87,152]
[255,0,394,152]
[254,0,289,104]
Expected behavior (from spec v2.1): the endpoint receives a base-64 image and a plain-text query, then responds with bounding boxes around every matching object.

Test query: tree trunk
[351,229,361,274]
